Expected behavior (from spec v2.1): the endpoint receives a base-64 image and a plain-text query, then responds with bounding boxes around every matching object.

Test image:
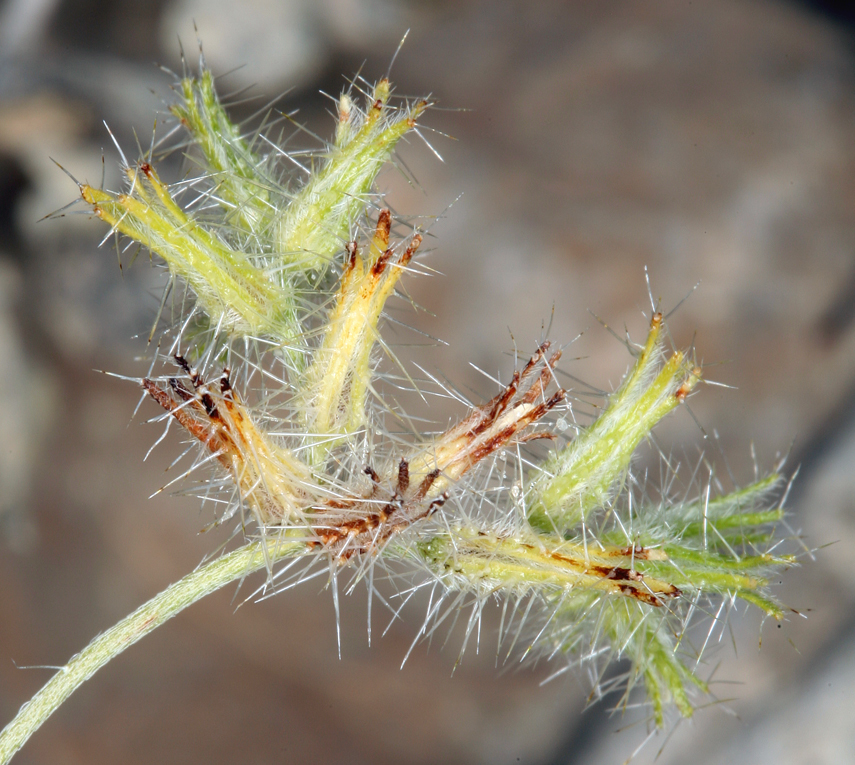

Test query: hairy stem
[0,539,303,765]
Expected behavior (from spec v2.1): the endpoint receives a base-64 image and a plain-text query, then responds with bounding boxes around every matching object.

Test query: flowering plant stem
[1,52,798,761]
[0,540,303,765]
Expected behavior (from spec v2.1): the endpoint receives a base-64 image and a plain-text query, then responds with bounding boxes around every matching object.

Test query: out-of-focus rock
[0,259,55,552]
[159,0,421,95]
[159,0,328,93]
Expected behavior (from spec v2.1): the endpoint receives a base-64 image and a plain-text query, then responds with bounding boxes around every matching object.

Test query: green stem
[0,539,303,765]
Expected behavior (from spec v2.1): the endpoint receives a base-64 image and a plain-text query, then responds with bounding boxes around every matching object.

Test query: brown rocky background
[1,0,854,762]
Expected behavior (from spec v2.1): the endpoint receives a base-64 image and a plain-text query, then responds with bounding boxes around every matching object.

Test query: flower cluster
[82,61,793,725]
[0,53,797,764]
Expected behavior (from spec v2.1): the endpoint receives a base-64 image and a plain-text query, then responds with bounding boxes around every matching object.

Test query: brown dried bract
[311,459,449,560]
[144,344,566,562]
[143,356,313,525]
[143,355,246,471]
[407,342,566,491]
[547,549,681,606]
[312,343,567,559]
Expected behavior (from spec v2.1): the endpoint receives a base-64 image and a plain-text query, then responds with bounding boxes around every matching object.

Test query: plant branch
[0,539,304,765]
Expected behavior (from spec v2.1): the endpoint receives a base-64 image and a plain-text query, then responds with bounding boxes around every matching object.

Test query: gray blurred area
[1,0,854,762]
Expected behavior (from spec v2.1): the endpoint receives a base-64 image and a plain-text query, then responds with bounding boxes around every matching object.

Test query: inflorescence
[79,55,795,726]
[0,47,799,762]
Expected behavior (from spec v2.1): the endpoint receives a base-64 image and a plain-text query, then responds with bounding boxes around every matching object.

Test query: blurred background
[1,0,854,762]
